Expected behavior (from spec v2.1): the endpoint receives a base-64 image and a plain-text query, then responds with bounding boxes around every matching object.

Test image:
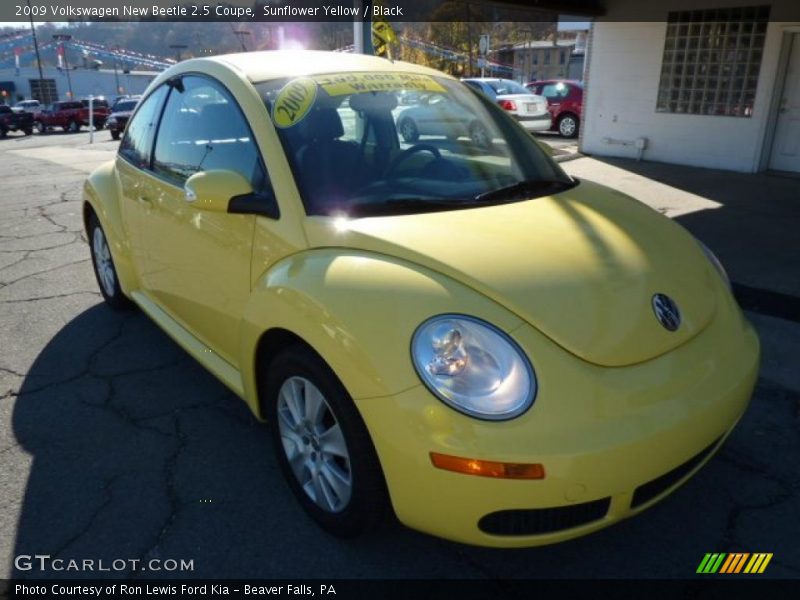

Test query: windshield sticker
[272,77,317,128]
[313,72,446,96]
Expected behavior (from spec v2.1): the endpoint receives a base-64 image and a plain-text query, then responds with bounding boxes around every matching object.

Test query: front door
[142,74,270,366]
[769,33,800,173]
[117,85,170,277]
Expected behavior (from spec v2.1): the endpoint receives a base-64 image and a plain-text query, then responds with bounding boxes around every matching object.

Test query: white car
[13,99,42,117]
[462,78,551,133]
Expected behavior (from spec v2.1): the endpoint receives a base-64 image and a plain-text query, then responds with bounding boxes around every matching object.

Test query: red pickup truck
[34,100,108,133]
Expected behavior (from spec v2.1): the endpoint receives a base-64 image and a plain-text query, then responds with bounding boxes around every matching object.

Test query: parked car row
[0,95,140,139]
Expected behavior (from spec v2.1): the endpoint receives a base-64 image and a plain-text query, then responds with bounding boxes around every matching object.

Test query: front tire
[35,121,46,134]
[110,130,120,141]
[264,344,389,538]
[88,214,132,310]
[67,120,80,133]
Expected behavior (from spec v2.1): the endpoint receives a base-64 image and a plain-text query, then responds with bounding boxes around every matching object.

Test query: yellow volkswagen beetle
[83,51,759,547]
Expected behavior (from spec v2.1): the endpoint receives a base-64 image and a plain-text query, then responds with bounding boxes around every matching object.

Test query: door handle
[136,195,152,205]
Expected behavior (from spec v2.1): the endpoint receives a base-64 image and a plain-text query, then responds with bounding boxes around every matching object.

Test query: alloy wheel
[92,226,116,298]
[276,376,353,513]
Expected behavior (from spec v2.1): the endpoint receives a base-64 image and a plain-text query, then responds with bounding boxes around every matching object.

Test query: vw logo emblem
[652,293,681,332]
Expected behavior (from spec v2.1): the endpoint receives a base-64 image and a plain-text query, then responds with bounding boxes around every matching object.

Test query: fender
[238,249,523,418]
[83,159,140,296]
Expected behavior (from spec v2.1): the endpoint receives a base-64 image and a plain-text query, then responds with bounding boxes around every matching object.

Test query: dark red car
[526,80,583,138]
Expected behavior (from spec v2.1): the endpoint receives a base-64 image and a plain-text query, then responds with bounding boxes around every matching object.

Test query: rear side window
[119,86,168,168]
[541,83,570,99]
[152,75,267,192]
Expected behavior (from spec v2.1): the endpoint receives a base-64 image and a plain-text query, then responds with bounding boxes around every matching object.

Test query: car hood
[109,111,133,119]
[303,179,718,367]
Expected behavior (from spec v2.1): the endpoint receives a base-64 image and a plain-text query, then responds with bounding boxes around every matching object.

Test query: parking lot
[1,129,798,580]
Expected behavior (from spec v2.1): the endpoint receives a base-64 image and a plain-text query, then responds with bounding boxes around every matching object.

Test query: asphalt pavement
[0,129,798,580]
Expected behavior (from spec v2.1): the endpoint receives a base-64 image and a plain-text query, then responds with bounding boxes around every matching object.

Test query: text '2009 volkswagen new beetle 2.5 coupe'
[83,51,759,547]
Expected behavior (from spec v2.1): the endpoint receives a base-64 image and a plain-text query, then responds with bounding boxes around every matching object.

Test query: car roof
[169,50,454,84]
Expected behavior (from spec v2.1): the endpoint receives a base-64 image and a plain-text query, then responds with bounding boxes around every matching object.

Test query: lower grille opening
[631,438,721,509]
[478,497,611,536]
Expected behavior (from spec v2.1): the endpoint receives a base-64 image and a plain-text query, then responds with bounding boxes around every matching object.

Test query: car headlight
[107,117,117,125]
[697,239,731,290]
[411,315,536,420]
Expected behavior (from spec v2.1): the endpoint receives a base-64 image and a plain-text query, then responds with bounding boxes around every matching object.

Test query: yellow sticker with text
[313,72,445,97]
[272,77,317,128]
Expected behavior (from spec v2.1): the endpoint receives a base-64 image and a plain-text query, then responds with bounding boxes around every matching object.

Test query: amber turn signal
[430,452,545,480]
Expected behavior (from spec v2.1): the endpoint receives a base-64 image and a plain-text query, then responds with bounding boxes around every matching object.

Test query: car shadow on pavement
[10,304,298,579]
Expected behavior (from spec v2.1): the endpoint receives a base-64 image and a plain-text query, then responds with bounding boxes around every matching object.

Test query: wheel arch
[83,159,140,295]
[237,249,522,422]
[253,327,314,419]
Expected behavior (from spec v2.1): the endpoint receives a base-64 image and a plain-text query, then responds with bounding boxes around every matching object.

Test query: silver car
[462,78,551,133]
[396,92,494,147]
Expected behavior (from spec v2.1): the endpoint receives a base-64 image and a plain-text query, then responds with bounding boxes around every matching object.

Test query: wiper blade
[473,179,574,203]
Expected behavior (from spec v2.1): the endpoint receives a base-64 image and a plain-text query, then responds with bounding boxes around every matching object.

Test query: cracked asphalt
[0,130,798,580]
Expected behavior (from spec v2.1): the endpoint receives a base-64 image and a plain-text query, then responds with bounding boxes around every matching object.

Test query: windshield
[256,72,573,217]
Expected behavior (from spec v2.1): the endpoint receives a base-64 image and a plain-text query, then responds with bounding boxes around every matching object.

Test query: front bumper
[355,292,759,547]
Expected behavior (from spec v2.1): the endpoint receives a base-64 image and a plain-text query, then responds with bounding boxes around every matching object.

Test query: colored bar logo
[696,553,773,574]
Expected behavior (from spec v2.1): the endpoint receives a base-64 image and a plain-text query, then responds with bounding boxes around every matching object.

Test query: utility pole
[169,44,188,62]
[466,2,474,77]
[53,34,73,99]
[111,46,121,95]
[232,29,251,52]
[26,0,47,102]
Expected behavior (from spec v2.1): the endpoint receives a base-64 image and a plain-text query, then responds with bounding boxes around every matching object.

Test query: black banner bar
[3,579,800,600]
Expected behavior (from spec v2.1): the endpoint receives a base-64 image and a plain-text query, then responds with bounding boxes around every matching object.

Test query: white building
[581,0,800,174]
[0,66,159,104]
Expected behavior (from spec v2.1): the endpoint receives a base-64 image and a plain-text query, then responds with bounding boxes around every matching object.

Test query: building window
[532,51,538,66]
[559,50,566,65]
[656,6,769,117]
[544,50,551,65]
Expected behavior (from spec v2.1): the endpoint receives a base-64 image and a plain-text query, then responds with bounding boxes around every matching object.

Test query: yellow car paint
[82,51,759,547]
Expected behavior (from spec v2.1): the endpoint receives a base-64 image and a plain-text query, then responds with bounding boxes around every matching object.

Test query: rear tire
[67,120,80,133]
[23,127,33,136]
[35,121,46,134]
[469,121,492,148]
[398,118,419,143]
[557,114,579,138]
[263,344,390,538]
[88,213,132,311]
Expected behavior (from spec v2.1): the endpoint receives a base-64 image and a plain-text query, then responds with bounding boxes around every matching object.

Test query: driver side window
[119,86,168,169]
[152,75,267,192]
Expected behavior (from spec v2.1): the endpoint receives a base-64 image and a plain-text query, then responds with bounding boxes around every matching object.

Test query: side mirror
[184,170,253,213]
